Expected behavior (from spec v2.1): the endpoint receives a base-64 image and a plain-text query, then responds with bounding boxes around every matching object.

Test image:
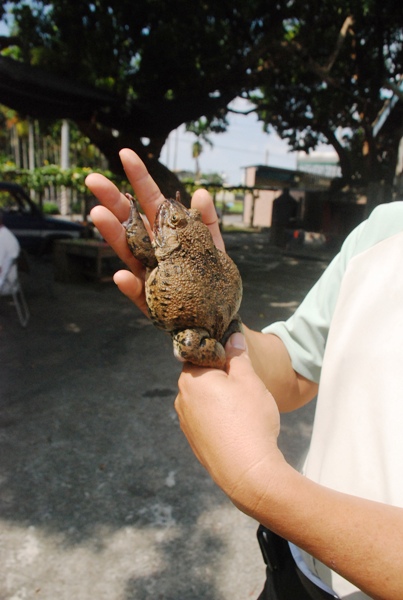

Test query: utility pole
[60,120,70,216]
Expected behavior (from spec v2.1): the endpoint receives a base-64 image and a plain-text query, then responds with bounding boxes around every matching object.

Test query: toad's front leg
[173,328,226,370]
[124,194,157,269]
[220,315,243,347]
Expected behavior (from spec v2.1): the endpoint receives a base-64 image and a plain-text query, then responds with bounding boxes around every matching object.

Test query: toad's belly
[145,262,241,338]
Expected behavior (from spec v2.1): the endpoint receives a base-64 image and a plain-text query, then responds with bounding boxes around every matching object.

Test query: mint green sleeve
[263,202,403,382]
[262,220,367,382]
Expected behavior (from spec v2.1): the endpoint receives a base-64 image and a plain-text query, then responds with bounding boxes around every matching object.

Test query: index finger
[85,172,131,223]
[191,188,225,252]
[85,149,166,227]
[119,148,165,226]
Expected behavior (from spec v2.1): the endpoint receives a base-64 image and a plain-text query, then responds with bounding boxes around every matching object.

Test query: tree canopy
[251,0,403,191]
[0,0,402,195]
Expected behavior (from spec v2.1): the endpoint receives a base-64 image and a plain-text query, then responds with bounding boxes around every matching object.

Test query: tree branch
[250,15,356,102]
[323,15,354,73]
[227,106,257,116]
[0,35,20,50]
[383,78,403,102]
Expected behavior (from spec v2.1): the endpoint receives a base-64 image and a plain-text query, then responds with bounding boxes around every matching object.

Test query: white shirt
[263,202,403,598]
[0,225,21,294]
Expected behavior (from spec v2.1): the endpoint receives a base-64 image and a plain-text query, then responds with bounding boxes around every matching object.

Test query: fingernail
[228,332,247,351]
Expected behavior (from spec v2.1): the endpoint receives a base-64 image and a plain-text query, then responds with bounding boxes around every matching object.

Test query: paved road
[0,231,330,600]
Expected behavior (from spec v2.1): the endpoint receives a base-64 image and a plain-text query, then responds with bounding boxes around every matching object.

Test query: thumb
[225,332,253,376]
[225,331,248,356]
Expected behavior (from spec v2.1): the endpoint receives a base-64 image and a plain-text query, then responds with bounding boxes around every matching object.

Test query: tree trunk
[77,121,191,206]
[323,126,353,184]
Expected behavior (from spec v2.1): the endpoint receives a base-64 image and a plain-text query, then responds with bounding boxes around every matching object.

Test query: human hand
[175,332,284,513]
[85,148,224,315]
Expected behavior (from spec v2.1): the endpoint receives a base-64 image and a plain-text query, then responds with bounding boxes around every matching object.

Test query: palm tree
[192,140,203,180]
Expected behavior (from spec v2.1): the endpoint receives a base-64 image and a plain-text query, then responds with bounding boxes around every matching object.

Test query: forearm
[176,339,403,599]
[237,453,403,600]
[242,329,403,597]
[244,326,317,411]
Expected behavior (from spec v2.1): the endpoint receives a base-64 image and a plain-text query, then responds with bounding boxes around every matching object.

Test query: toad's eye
[169,213,182,227]
[169,212,187,228]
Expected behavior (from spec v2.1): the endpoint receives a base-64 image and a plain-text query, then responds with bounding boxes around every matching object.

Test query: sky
[160,98,300,186]
[160,97,336,185]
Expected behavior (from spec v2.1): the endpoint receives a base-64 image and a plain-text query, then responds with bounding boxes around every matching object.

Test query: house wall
[241,165,366,240]
[242,167,304,227]
[243,189,278,227]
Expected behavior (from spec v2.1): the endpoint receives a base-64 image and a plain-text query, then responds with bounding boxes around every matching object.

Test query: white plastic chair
[0,255,30,327]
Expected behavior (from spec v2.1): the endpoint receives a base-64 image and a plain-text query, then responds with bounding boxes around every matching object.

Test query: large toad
[124,192,242,369]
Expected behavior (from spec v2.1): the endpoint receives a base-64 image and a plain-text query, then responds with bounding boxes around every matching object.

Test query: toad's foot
[173,327,226,370]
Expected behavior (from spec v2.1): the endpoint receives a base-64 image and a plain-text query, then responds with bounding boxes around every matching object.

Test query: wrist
[228,445,292,521]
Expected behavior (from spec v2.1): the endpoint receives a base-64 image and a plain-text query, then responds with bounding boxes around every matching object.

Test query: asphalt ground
[0,231,332,600]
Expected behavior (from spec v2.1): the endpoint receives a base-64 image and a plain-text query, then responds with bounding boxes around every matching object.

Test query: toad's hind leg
[173,328,226,370]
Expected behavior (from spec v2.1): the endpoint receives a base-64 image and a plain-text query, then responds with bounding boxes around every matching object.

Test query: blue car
[0,182,85,253]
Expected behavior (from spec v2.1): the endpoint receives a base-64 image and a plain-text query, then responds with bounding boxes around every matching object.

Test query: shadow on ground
[0,232,331,600]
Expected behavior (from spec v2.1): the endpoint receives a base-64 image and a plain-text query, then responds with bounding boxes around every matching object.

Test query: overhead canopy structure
[0,55,176,138]
[0,55,231,139]
[0,55,119,121]
[246,164,335,192]
[0,54,200,198]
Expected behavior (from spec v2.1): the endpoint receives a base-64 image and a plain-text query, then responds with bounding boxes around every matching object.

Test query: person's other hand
[85,148,223,315]
[175,332,284,512]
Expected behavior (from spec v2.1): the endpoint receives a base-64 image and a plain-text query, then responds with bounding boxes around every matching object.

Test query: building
[242,163,334,228]
[242,161,366,244]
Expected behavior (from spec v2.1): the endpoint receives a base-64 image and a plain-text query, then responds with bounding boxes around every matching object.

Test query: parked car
[0,182,85,253]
